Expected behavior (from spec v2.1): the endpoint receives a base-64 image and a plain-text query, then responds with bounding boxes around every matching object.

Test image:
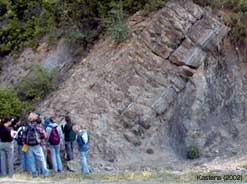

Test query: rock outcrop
[0,39,72,86]
[31,0,247,170]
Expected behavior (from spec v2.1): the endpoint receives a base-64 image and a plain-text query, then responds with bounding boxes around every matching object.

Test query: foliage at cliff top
[0,0,245,57]
[193,0,247,47]
[0,0,166,56]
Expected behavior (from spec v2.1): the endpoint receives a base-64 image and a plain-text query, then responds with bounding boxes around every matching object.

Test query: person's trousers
[79,151,89,174]
[65,141,74,161]
[26,145,49,177]
[50,144,63,172]
[18,145,29,172]
[13,140,20,165]
[0,141,14,176]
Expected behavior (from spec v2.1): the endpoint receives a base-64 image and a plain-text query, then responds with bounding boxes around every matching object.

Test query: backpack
[15,126,25,145]
[26,124,40,145]
[77,129,90,152]
[81,130,89,144]
[48,126,60,145]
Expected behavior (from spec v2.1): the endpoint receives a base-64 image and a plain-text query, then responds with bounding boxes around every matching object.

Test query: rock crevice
[34,0,247,170]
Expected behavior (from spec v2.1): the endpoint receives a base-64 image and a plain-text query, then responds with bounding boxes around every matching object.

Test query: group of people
[0,112,90,177]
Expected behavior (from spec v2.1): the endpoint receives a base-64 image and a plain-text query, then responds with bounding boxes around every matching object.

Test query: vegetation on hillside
[0,0,166,117]
[0,64,58,118]
[1,0,245,57]
[16,64,59,102]
[0,0,245,57]
[0,0,246,118]
[0,0,166,56]
[0,87,22,118]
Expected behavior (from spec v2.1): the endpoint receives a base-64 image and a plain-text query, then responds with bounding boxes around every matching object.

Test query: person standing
[46,117,64,172]
[22,112,49,177]
[0,117,14,177]
[11,117,21,166]
[15,120,29,172]
[36,113,49,173]
[72,125,90,174]
[62,116,75,161]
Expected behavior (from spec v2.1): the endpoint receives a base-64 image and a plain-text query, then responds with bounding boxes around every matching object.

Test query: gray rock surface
[1,0,246,174]
[34,0,241,172]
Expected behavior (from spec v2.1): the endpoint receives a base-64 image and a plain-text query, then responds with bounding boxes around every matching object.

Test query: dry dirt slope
[37,0,247,173]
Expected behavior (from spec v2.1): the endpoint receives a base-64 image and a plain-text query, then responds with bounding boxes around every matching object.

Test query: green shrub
[105,1,131,42]
[108,23,131,42]
[185,131,201,159]
[16,64,58,102]
[0,87,22,118]
[186,143,201,159]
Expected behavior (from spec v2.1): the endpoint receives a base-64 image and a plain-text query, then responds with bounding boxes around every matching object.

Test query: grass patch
[7,170,184,182]
[3,170,220,182]
[6,169,247,182]
[241,162,247,170]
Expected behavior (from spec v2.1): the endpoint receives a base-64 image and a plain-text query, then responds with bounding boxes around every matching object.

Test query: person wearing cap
[0,117,14,177]
[22,112,49,177]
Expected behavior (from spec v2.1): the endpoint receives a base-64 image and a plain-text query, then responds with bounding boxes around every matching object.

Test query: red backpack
[49,126,60,145]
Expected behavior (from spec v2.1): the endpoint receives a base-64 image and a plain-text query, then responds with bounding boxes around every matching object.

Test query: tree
[0,87,22,118]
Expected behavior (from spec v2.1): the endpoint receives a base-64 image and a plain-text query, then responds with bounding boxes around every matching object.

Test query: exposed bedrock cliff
[0,39,73,87]
[35,0,247,169]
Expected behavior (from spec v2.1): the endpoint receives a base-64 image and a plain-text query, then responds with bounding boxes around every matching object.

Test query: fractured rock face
[151,87,177,115]
[169,13,230,70]
[37,0,238,169]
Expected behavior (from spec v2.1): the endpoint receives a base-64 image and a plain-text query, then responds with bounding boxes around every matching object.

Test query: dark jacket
[63,123,75,142]
[0,125,13,142]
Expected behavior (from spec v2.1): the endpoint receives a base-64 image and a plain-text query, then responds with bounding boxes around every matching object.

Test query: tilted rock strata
[37,0,247,170]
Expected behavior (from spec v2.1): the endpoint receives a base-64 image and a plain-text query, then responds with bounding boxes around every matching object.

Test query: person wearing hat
[22,112,49,177]
[0,117,14,177]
